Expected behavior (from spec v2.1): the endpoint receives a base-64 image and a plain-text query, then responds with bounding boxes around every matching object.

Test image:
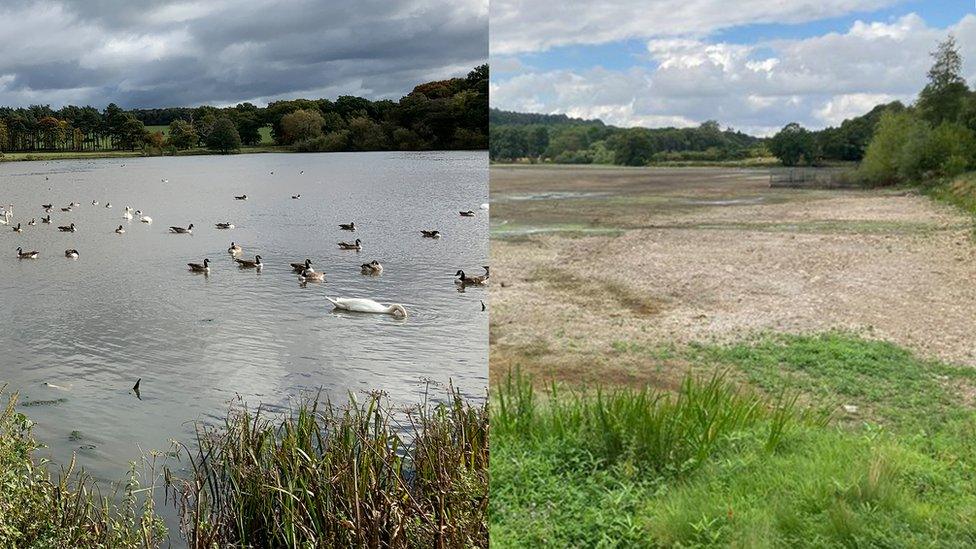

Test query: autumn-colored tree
[280,109,325,144]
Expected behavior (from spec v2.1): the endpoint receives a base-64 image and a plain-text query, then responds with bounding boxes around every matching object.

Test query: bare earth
[490,165,976,386]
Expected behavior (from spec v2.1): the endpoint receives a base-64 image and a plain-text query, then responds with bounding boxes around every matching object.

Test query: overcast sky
[491,0,976,135]
[0,0,488,109]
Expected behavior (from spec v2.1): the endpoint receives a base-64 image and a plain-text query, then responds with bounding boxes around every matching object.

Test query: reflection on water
[0,151,488,488]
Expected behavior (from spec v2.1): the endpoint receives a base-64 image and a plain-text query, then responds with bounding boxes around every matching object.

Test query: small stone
[842,404,858,414]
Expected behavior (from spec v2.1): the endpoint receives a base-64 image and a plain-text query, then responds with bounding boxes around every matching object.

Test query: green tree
[119,116,148,150]
[347,117,388,150]
[207,118,241,153]
[859,110,925,184]
[768,123,816,166]
[167,119,199,150]
[608,128,654,166]
[917,35,970,125]
[280,109,325,145]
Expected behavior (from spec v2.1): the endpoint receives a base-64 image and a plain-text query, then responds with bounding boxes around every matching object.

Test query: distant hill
[489,108,604,127]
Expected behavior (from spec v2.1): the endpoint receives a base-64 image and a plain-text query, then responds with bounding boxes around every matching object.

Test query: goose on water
[27,218,36,226]
[234,194,248,200]
[187,258,210,273]
[215,222,235,229]
[325,297,406,318]
[57,223,76,233]
[421,230,441,238]
[338,239,362,250]
[91,200,98,206]
[169,224,194,234]
[292,194,301,199]
[228,242,243,255]
[459,210,475,217]
[339,222,355,231]
[12,223,21,233]
[64,249,79,259]
[361,260,383,275]
[41,215,52,224]
[299,269,325,282]
[290,259,313,273]
[115,225,125,234]
[16,247,38,259]
[235,255,262,269]
[456,266,489,285]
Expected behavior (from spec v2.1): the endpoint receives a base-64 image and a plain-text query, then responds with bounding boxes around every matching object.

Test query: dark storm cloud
[0,0,488,108]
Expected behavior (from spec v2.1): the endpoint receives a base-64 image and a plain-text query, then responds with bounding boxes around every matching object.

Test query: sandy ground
[490,165,976,386]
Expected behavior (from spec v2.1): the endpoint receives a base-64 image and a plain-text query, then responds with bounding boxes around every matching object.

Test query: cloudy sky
[0,0,487,109]
[491,0,976,135]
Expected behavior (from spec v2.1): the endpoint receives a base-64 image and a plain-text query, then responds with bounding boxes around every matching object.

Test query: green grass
[491,333,976,547]
[145,124,274,144]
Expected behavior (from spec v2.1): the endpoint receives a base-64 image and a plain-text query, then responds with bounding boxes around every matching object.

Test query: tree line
[490,109,762,165]
[0,65,487,155]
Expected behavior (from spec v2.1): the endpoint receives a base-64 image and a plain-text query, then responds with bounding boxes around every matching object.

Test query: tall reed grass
[493,369,826,475]
[165,388,489,548]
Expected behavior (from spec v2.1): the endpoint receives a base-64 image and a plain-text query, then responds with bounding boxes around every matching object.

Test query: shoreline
[1,146,490,163]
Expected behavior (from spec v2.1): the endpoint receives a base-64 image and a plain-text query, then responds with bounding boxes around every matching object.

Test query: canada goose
[455,266,489,285]
[71,202,81,207]
[460,210,475,217]
[187,258,210,273]
[361,260,383,275]
[215,222,235,229]
[290,259,312,272]
[421,230,441,238]
[61,206,72,212]
[227,242,242,254]
[64,249,79,259]
[41,215,51,224]
[299,269,325,282]
[339,222,356,231]
[338,239,362,250]
[91,200,98,206]
[57,223,76,232]
[27,218,36,226]
[169,224,193,234]
[234,194,248,200]
[41,204,52,211]
[161,179,169,183]
[291,194,301,199]
[115,225,125,234]
[299,170,304,175]
[105,203,112,208]
[235,255,262,269]
[12,223,21,233]
[16,247,38,259]
[325,297,406,318]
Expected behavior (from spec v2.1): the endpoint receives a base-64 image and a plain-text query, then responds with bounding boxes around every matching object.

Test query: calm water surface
[0,151,487,490]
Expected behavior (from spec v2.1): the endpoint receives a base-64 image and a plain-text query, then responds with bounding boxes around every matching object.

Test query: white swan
[325,297,406,318]
[136,210,152,223]
[122,206,133,220]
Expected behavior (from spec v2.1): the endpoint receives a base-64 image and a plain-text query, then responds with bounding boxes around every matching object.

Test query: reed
[165,387,489,548]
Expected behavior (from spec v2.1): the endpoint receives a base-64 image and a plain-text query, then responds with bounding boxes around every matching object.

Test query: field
[145,124,274,144]
[490,165,976,546]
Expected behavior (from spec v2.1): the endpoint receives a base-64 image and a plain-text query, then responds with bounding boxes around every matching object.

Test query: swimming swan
[325,297,406,318]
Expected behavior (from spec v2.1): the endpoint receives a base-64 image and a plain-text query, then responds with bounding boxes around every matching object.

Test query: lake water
[0,151,487,494]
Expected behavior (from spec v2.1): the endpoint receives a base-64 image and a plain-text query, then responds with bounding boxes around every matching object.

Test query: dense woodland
[0,65,487,155]
[490,110,762,165]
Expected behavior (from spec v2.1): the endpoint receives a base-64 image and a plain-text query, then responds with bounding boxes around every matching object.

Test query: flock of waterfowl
[0,176,490,319]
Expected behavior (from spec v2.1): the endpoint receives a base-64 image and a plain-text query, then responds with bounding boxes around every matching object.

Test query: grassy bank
[1,387,488,547]
[491,333,976,547]
[0,145,287,163]
[0,392,165,547]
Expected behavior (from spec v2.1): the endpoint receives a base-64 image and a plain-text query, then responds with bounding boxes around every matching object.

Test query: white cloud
[492,13,974,133]
[490,0,899,55]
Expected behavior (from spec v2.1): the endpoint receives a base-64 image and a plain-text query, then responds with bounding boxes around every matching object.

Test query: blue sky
[490,1,976,134]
